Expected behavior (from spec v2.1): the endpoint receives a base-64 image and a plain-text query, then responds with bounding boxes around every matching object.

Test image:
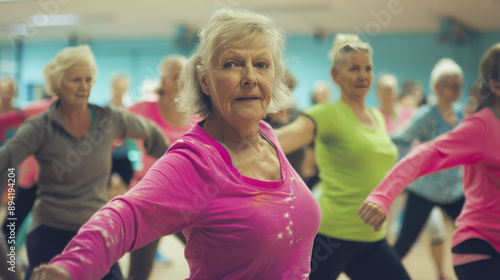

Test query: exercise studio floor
[118,220,458,280]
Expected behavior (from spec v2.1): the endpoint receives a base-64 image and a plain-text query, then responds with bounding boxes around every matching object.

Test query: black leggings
[25,225,123,280]
[394,191,464,258]
[111,157,134,186]
[309,233,410,280]
[453,239,500,280]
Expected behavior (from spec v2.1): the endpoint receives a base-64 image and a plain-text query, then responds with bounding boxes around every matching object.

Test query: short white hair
[44,45,97,97]
[429,58,463,91]
[175,8,293,118]
[329,34,373,70]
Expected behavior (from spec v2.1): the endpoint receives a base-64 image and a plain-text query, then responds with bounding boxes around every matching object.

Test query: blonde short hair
[175,9,293,118]
[329,34,373,71]
[44,45,97,97]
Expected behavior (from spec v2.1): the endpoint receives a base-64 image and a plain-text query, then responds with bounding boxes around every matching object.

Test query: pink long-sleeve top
[366,107,500,255]
[50,121,321,280]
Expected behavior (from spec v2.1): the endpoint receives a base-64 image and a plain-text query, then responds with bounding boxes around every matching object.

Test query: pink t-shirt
[50,121,321,280]
[128,101,197,187]
[366,108,500,257]
[379,105,415,135]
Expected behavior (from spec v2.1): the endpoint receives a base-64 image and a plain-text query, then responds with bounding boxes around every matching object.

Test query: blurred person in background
[311,80,332,105]
[0,76,21,280]
[0,45,169,280]
[381,58,466,280]
[400,79,427,109]
[377,74,414,134]
[108,74,135,199]
[0,77,17,114]
[126,54,197,280]
[376,73,453,280]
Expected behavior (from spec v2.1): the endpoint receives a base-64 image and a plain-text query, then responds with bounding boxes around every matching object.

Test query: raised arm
[111,107,169,158]
[0,119,45,172]
[31,151,203,280]
[275,115,315,155]
[359,115,487,230]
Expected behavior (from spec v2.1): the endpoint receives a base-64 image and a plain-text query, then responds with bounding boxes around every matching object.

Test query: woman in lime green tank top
[276,34,410,280]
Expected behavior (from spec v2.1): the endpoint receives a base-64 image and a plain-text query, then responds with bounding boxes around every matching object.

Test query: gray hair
[175,8,292,118]
[44,44,98,97]
[329,34,373,70]
[429,58,463,91]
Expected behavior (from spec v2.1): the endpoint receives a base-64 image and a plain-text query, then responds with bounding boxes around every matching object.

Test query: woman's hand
[358,201,386,232]
[30,264,71,280]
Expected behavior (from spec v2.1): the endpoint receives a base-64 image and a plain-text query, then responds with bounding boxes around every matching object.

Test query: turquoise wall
[1,31,499,110]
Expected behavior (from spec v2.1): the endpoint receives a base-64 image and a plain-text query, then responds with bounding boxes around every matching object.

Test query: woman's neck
[341,94,366,112]
[202,112,261,152]
[58,103,88,122]
[0,101,13,113]
[436,99,454,114]
[436,99,458,125]
[110,96,123,107]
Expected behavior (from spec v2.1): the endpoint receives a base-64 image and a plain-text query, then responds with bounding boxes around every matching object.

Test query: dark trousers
[111,157,134,186]
[309,233,410,280]
[394,191,464,258]
[453,238,500,280]
[25,225,123,280]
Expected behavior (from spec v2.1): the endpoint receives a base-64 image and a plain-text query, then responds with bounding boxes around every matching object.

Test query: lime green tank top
[305,99,397,242]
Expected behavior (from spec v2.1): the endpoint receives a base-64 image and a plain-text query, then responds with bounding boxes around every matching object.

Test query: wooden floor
[118,222,458,280]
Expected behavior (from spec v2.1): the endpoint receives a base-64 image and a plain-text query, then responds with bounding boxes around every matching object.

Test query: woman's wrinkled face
[201,42,275,125]
[332,52,373,99]
[59,64,94,108]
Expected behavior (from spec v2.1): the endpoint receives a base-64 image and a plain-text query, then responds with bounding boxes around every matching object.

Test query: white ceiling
[0,0,499,44]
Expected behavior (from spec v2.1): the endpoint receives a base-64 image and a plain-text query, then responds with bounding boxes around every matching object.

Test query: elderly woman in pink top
[31,9,321,280]
[359,42,500,280]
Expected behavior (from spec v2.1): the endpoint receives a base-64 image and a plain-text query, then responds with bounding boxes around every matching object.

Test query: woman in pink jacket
[360,42,500,280]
